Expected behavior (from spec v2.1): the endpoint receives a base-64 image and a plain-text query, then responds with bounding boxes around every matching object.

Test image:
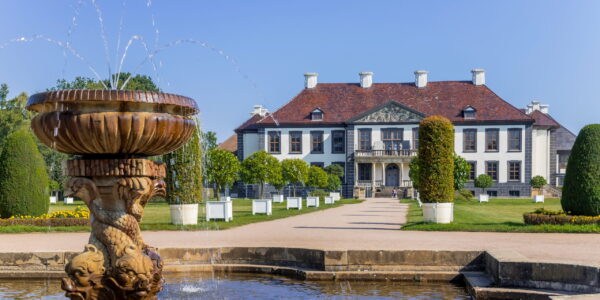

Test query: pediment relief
[350,101,424,123]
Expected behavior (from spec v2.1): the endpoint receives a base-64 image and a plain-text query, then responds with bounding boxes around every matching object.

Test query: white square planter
[206,200,233,222]
[64,197,74,204]
[533,195,545,203]
[306,197,319,207]
[324,197,334,204]
[330,192,341,202]
[422,203,454,224]
[478,194,489,203]
[286,197,302,210]
[252,199,272,215]
[169,203,199,225]
[49,196,57,204]
[272,195,284,203]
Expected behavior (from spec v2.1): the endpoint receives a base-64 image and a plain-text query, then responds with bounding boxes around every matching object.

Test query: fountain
[26,89,198,300]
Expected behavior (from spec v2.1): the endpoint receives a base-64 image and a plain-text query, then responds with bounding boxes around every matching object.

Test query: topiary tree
[417,116,454,203]
[0,129,49,218]
[206,149,240,201]
[281,159,309,197]
[307,166,329,190]
[530,175,547,194]
[474,174,493,195]
[561,124,600,216]
[241,150,281,199]
[408,156,420,190]
[164,130,203,205]
[454,154,471,191]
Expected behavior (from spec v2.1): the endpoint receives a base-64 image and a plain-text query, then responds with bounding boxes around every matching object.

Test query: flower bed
[0,207,90,227]
[523,208,600,225]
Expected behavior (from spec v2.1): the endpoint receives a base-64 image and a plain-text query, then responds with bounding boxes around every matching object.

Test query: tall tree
[48,73,160,91]
[202,131,218,152]
[240,150,281,199]
[281,159,309,197]
[206,149,240,201]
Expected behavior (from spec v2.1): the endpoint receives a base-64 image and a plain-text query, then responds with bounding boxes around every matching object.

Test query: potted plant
[164,131,203,225]
[417,116,455,223]
[474,174,493,202]
[530,175,547,203]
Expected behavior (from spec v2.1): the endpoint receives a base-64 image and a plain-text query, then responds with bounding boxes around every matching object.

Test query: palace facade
[225,70,575,198]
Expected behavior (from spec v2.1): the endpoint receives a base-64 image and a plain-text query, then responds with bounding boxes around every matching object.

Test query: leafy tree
[48,73,160,91]
[326,173,342,192]
[206,149,241,201]
[240,150,281,199]
[324,164,344,178]
[164,131,203,205]
[0,130,49,218]
[454,154,471,191]
[561,124,600,216]
[202,131,218,152]
[307,166,329,189]
[417,116,454,203]
[530,176,547,193]
[281,159,309,197]
[474,174,493,195]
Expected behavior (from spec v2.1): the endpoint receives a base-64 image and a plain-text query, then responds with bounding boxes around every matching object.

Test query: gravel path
[3,198,599,265]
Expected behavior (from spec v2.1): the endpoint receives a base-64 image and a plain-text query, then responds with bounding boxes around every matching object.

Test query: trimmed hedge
[561,124,600,216]
[164,130,203,204]
[417,116,455,203]
[0,130,49,218]
[524,213,600,225]
[0,218,89,227]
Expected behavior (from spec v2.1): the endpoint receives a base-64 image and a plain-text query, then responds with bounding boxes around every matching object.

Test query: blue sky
[0,0,598,141]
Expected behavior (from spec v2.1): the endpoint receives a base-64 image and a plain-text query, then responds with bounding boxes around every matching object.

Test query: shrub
[310,189,328,202]
[408,156,420,190]
[530,176,547,191]
[474,174,493,194]
[0,130,49,218]
[164,130,203,204]
[417,116,454,203]
[455,189,474,202]
[454,154,471,191]
[0,218,89,227]
[523,210,600,225]
[324,164,344,178]
[561,124,600,216]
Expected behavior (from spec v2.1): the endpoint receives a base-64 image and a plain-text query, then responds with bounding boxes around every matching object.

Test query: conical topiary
[561,124,600,216]
[0,129,49,218]
[418,116,455,203]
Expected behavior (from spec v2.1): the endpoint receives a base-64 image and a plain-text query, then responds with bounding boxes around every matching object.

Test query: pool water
[0,273,471,299]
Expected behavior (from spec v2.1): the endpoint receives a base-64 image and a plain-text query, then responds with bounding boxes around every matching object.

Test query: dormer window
[311,108,323,121]
[463,105,477,120]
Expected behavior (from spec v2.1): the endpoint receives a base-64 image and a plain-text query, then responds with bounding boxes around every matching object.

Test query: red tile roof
[529,110,561,127]
[218,134,238,153]
[238,81,533,130]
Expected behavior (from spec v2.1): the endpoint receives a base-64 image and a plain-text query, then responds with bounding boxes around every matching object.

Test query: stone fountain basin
[26,90,198,156]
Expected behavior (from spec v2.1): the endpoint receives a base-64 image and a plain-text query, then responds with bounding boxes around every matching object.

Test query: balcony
[355,149,417,159]
[356,179,413,188]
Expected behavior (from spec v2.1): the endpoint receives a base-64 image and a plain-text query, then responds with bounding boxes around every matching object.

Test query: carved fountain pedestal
[26,90,198,300]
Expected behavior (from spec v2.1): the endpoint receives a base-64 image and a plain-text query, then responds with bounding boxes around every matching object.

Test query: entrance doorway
[385,164,399,187]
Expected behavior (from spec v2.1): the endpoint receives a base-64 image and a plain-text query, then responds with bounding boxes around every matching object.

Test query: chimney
[304,73,318,89]
[359,72,373,89]
[250,104,269,117]
[414,70,428,88]
[471,69,485,86]
[525,100,549,114]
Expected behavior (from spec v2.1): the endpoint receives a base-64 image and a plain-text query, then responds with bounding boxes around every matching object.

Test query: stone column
[381,162,386,186]
[371,162,376,188]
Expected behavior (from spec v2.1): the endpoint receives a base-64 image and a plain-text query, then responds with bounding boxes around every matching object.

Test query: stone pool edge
[0,247,599,300]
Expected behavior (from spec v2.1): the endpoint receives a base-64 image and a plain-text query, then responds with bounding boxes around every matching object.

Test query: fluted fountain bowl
[26,89,198,156]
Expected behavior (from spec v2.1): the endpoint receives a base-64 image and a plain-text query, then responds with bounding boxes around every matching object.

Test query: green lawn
[401,198,600,233]
[0,198,362,233]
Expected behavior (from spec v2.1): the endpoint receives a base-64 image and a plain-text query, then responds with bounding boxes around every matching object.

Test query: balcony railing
[355,149,417,158]
[356,180,413,188]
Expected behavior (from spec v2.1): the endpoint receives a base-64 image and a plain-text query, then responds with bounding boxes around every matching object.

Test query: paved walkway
[2,198,599,265]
